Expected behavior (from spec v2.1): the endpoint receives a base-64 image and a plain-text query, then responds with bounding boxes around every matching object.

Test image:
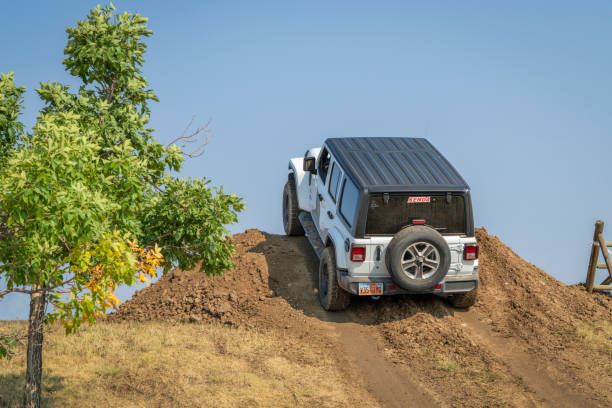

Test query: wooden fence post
[597,231,612,280]
[586,220,604,293]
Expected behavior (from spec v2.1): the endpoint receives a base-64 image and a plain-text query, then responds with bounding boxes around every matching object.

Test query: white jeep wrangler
[283,137,478,311]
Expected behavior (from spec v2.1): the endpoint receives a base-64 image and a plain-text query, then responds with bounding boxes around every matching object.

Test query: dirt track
[112,229,612,407]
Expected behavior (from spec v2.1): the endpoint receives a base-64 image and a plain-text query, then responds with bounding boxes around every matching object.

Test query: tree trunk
[24,288,45,408]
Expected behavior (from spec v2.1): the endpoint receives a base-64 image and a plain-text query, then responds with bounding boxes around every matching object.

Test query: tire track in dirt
[454,308,590,408]
[276,235,436,408]
[283,235,580,408]
[333,318,436,408]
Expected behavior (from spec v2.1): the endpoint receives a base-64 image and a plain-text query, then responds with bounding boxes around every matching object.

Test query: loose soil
[111,228,612,407]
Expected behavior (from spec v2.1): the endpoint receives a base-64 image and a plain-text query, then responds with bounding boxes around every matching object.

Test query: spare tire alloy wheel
[386,226,450,291]
[401,242,440,280]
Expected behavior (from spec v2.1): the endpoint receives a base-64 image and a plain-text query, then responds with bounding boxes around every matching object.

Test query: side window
[328,162,342,202]
[339,177,360,227]
[318,148,330,184]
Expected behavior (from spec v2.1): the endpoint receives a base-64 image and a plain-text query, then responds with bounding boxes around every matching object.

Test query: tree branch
[99,78,118,126]
[0,288,33,297]
[105,78,117,104]
[43,276,76,294]
[46,260,69,291]
[0,329,27,351]
[145,231,173,247]
[166,116,211,158]
[0,272,73,298]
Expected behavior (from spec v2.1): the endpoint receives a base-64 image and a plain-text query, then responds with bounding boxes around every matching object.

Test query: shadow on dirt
[252,234,454,326]
[0,372,64,408]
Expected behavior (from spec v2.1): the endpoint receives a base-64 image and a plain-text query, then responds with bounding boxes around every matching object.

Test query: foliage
[0,72,25,162]
[0,2,244,361]
[0,333,19,359]
[140,177,242,274]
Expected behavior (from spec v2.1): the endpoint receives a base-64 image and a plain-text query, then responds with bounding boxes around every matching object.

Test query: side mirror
[303,157,316,173]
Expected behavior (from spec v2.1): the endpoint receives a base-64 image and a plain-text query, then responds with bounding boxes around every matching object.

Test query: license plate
[358,282,383,296]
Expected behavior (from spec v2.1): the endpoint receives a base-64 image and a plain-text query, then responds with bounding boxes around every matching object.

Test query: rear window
[365,193,466,235]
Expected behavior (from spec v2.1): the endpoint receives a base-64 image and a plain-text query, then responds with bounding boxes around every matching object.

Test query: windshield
[365,193,466,235]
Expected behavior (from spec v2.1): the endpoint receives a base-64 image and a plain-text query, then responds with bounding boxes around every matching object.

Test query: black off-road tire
[448,288,478,308]
[282,176,304,236]
[386,226,451,291]
[319,247,351,311]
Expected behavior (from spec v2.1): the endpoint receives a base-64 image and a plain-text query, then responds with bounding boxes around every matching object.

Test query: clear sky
[1,1,611,319]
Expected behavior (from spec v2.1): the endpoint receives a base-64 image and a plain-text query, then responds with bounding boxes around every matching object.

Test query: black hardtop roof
[325,137,469,192]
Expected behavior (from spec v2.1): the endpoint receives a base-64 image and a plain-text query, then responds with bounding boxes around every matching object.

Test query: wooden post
[586,220,604,292]
[597,232,612,278]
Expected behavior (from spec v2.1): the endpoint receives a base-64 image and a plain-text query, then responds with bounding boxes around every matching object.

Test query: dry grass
[435,356,507,407]
[575,320,612,375]
[0,321,376,408]
[436,357,497,384]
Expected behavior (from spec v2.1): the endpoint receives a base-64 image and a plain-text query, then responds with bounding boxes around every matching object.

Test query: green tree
[0,4,244,407]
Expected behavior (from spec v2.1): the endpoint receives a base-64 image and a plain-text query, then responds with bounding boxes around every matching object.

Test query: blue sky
[1,1,611,319]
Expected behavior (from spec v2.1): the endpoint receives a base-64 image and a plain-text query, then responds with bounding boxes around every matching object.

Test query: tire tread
[448,288,478,308]
[319,247,350,311]
[283,176,304,236]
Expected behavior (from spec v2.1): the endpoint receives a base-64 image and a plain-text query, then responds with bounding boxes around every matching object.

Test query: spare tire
[385,226,450,291]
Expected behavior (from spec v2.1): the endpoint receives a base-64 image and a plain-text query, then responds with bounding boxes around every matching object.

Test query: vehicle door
[316,148,342,239]
[307,153,322,232]
[301,150,318,213]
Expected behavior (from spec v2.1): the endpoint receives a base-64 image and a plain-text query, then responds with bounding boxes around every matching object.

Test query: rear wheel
[447,288,478,308]
[319,247,350,311]
[282,176,304,236]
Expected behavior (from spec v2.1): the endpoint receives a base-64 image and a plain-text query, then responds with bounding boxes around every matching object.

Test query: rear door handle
[318,193,323,201]
[327,210,334,219]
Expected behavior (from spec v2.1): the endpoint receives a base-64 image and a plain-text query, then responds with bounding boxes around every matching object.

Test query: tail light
[350,246,366,262]
[463,245,478,261]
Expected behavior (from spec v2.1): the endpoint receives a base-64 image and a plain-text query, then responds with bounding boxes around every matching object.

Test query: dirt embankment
[110,230,318,333]
[111,228,612,408]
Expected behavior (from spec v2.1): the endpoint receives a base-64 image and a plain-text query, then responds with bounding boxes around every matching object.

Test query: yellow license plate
[358,283,383,296]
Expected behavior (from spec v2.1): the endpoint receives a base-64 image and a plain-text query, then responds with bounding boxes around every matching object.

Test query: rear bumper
[337,268,478,296]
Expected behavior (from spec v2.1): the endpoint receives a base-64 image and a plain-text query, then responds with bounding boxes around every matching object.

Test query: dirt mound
[112,226,610,333]
[368,228,612,406]
[474,227,612,349]
[110,229,309,330]
[110,226,612,407]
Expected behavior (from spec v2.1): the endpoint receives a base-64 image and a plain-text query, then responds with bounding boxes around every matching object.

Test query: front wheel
[319,247,350,311]
[447,288,478,308]
[282,177,304,236]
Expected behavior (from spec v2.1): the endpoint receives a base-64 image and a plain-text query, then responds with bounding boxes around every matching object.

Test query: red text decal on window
[407,196,431,204]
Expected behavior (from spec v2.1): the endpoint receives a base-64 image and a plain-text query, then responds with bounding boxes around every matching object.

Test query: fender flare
[287,147,321,213]
[325,227,348,270]
[288,158,310,211]
[324,228,352,293]
[287,159,302,181]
